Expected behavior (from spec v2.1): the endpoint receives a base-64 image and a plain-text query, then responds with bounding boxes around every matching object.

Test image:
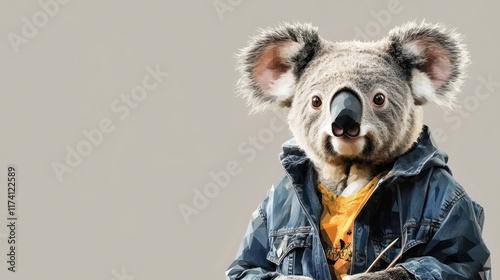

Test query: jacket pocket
[266,227,313,275]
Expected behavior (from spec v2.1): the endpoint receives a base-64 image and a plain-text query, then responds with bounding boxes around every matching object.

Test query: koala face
[237,22,468,170]
[288,42,418,166]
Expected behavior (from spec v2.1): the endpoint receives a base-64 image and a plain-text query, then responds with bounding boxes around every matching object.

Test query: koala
[226,21,490,280]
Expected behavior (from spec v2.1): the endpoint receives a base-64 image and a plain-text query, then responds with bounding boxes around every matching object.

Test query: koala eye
[311,95,322,108]
[373,93,385,106]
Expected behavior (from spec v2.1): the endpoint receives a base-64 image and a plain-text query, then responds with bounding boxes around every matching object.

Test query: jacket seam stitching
[439,191,467,221]
[288,250,294,275]
[269,227,312,237]
[266,241,313,265]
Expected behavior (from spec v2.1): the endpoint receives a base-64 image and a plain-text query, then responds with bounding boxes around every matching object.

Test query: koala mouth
[333,135,365,155]
[322,133,365,159]
[321,134,377,166]
[336,135,361,143]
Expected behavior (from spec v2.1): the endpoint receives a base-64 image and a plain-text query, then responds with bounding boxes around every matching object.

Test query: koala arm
[350,183,490,280]
[343,267,413,280]
[394,184,490,279]
[347,177,490,280]
[274,276,314,280]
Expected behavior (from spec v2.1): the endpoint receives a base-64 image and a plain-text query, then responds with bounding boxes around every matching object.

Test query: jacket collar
[278,138,310,186]
[279,125,449,185]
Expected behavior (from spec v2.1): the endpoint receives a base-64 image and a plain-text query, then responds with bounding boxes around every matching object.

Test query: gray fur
[236,21,468,280]
[343,267,414,280]
[273,267,412,279]
[387,21,470,109]
[236,22,320,113]
[275,276,314,280]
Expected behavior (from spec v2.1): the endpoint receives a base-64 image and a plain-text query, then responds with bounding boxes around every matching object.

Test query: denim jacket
[226,126,491,280]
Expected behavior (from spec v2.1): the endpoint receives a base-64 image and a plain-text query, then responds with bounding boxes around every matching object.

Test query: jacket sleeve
[226,193,280,280]
[398,192,491,280]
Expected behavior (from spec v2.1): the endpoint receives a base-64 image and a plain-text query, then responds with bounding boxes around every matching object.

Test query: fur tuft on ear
[236,22,321,113]
[387,21,470,110]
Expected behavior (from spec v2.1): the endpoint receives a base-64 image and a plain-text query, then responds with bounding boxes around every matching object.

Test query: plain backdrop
[0,1,498,279]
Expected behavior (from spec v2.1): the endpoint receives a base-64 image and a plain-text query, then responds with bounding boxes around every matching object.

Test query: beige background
[0,0,498,279]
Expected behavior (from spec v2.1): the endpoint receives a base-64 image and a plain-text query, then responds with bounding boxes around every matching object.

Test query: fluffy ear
[237,22,321,113]
[387,21,470,109]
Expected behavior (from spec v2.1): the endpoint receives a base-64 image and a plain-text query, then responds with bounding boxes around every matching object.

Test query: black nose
[330,90,362,137]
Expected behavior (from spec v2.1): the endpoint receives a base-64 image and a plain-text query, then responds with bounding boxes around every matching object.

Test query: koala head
[237,21,469,185]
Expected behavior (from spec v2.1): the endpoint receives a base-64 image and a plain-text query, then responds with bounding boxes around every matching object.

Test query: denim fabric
[226,126,491,280]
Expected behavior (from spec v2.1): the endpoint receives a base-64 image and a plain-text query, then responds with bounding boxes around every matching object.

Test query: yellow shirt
[318,174,382,280]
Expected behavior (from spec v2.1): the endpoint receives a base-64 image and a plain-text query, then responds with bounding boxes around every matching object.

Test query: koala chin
[332,136,365,156]
[228,21,490,280]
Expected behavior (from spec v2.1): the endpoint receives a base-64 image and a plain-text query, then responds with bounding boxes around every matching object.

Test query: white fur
[274,276,314,280]
[271,71,297,99]
[341,178,368,196]
[359,124,374,137]
[329,125,371,156]
[320,163,371,196]
[331,137,366,156]
[268,42,302,99]
[280,41,302,59]
[411,69,439,105]
[322,123,334,137]
[404,42,423,56]
[319,124,373,191]
[320,164,335,181]
[405,43,448,107]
